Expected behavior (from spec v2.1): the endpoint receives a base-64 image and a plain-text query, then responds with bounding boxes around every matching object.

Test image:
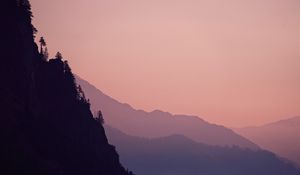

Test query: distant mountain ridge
[76,75,258,149]
[263,116,300,127]
[235,116,300,165]
[104,125,300,175]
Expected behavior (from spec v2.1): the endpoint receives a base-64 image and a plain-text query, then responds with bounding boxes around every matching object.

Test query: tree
[95,110,104,125]
[39,37,46,54]
[63,60,78,99]
[77,85,87,102]
[55,52,63,60]
[17,0,37,38]
[43,47,49,61]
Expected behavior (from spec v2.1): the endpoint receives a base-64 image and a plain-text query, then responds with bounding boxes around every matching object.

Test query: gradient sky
[31,0,300,127]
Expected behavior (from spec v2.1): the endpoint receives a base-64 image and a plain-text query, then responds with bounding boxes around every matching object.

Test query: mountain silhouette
[0,1,132,175]
[105,125,300,175]
[76,75,258,149]
[236,116,300,165]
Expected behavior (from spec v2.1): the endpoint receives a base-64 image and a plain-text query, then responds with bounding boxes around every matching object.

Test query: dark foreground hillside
[0,0,132,175]
[105,125,300,175]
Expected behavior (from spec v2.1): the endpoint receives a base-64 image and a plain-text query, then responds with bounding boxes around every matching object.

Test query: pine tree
[63,60,77,98]
[95,110,104,125]
[55,52,63,60]
[18,0,37,37]
[77,85,87,102]
[43,47,49,61]
[39,37,46,54]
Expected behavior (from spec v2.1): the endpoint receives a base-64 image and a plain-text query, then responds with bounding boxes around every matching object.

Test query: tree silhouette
[43,47,49,61]
[77,85,87,102]
[55,52,63,60]
[18,0,37,38]
[63,60,78,99]
[39,37,46,54]
[95,110,104,125]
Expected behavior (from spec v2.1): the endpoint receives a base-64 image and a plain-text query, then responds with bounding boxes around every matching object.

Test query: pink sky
[31,0,300,127]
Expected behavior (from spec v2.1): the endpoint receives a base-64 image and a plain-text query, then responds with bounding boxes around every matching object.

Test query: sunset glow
[31,0,300,127]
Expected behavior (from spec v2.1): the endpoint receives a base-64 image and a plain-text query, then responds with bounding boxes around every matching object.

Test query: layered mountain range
[76,76,257,149]
[105,125,300,175]
[236,116,300,165]
[2,0,299,174]
[77,76,300,174]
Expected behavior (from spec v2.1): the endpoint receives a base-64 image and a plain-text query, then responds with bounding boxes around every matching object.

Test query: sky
[30,0,300,127]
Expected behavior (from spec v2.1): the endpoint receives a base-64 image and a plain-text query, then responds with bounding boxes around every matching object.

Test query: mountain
[76,76,258,149]
[104,125,300,175]
[0,1,132,175]
[235,116,300,165]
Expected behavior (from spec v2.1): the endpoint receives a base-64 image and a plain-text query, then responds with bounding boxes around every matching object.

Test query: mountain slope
[105,125,300,175]
[76,76,258,149]
[0,1,132,175]
[235,116,300,165]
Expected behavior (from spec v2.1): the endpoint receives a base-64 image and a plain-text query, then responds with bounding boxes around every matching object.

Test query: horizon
[3,1,300,173]
[76,74,299,128]
[31,0,300,128]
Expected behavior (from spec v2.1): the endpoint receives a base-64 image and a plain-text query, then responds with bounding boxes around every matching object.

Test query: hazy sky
[31,0,300,127]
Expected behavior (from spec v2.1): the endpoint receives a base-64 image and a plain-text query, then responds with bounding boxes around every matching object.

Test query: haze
[31,0,300,127]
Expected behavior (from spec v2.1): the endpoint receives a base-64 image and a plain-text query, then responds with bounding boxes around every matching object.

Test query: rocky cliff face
[0,1,132,175]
